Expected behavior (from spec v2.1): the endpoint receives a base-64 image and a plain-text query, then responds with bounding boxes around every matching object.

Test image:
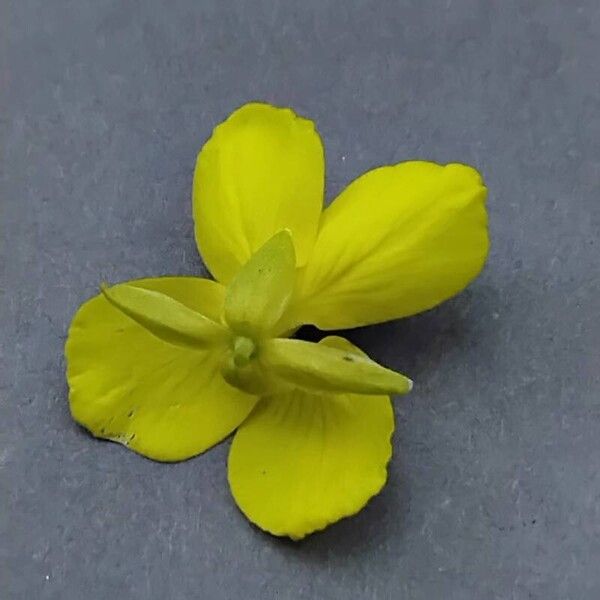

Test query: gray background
[1,1,599,598]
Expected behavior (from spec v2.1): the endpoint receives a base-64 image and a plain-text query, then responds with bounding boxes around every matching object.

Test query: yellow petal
[193,102,324,284]
[228,337,394,540]
[286,161,489,330]
[224,230,296,338]
[66,277,257,462]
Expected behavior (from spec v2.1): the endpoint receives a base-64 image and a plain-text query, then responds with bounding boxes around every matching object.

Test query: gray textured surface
[1,1,599,598]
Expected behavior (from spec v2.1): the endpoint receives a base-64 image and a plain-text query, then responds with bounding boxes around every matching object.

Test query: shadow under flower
[296,290,478,381]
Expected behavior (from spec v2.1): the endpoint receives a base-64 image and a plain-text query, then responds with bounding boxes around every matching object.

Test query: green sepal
[261,337,413,396]
[101,282,228,349]
[221,354,288,396]
[224,230,296,338]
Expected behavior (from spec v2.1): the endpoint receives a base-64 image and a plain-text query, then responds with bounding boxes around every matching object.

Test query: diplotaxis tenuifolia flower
[66,102,489,539]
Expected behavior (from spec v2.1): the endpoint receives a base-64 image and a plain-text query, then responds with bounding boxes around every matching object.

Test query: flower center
[232,336,257,368]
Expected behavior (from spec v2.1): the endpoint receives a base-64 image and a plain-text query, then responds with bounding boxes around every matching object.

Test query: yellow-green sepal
[261,336,412,395]
[101,282,228,349]
[221,352,287,396]
[224,230,296,338]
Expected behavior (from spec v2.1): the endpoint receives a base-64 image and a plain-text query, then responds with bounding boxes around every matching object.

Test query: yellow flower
[66,102,489,540]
